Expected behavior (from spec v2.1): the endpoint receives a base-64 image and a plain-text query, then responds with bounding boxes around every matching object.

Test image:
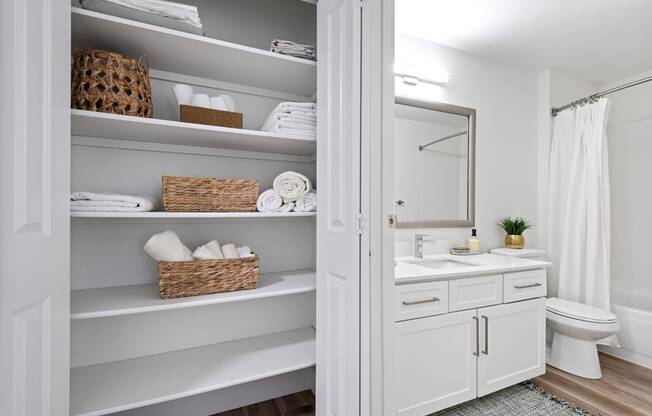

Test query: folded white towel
[261,113,316,132]
[273,171,312,203]
[71,192,156,212]
[267,127,316,140]
[92,0,203,27]
[144,230,193,262]
[270,39,316,60]
[192,240,224,260]
[261,103,317,138]
[237,245,253,257]
[257,189,283,212]
[221,243,239,259]
[293,191,317,212]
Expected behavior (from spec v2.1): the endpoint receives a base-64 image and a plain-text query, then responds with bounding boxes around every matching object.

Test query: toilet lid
[546,298,618,323]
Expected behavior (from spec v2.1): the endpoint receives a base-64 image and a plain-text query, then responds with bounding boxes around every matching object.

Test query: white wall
[394,35,538,255]
[601,69,652,298]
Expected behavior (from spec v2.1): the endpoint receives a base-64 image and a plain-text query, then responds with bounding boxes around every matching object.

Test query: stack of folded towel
[261,102,316,140]
[71,192,156,212]
[144,230,254,262]
[270,39,316,61]
[257,171,317,213]
[80,0,204,35]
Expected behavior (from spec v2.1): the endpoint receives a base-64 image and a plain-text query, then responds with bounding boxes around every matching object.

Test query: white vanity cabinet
[394,267,547,416]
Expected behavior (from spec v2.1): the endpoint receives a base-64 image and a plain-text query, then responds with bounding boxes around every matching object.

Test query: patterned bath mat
[433,382,593,416]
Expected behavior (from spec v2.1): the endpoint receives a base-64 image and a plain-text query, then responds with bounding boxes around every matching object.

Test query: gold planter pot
[505,234,525,249]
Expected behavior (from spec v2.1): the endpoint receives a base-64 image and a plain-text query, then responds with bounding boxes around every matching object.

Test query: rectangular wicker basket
[180,104,243,129]
[158,256,259,299]
[162,176,258,212]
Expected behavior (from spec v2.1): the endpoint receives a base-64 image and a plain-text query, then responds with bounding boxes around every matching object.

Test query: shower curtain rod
[419,130,467,151]
[551,74,652,117]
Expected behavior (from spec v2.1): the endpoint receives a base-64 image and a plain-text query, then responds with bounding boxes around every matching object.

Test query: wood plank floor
[533,353,652,416]
[213,390,315,416]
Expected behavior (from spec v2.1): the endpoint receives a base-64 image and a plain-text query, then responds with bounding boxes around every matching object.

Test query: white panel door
[0,1,71,416]
[316,0,362,415]
[477,298,546,397]
[395,310,478,416]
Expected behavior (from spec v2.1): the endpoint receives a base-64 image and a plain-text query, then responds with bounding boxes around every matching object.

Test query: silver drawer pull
[402,297,440,306]
[514,283,542,289]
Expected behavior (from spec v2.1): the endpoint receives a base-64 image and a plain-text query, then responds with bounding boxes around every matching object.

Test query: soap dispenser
[468,228,480,253]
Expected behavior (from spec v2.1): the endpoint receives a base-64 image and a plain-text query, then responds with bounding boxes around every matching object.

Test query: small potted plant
[497,217,533,249]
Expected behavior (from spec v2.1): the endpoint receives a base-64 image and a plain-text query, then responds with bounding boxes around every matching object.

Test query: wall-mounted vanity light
[394,63,449,86]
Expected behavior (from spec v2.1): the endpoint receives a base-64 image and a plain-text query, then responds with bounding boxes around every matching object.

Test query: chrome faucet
[414,233,432,258]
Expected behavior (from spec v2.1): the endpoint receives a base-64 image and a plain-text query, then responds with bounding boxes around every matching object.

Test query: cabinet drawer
[449,275,502,312]
[503,269,547,303]
[395,281,449,322]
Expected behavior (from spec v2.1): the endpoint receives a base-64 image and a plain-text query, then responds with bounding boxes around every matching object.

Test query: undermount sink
[407,259,477,270]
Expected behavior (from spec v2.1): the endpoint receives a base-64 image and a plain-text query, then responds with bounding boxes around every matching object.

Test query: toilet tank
[490,247,547,261]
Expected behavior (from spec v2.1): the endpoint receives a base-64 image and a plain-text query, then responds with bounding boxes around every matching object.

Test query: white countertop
[395,253,552,284]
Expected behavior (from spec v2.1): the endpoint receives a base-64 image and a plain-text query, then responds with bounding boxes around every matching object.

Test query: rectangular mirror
[394,97,476,227]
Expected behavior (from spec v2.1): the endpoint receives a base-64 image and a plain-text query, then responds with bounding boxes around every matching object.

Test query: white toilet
[490,247,621,379]
[546,297,620,379]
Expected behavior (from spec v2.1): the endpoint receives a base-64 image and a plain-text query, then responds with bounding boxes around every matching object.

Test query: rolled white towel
[192,240,224,260]
[294,191,316,212]
[273,171,312,203]
[257,189,283,212]
[277,202,295,212]
[237,245,253,258]
[144,230,193,262]
[221,243,239,259]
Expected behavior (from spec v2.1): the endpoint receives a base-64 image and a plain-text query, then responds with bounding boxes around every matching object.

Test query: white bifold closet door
[0,0,71,416]
[316,0,363,415]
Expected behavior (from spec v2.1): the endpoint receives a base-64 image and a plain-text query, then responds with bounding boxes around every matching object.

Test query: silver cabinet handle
[482,315,489,355]
[472,316,479,356]
[402,297,440,306]
[514,283,543,289]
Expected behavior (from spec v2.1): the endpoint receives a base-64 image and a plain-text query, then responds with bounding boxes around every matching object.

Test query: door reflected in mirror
[394,98,475,227]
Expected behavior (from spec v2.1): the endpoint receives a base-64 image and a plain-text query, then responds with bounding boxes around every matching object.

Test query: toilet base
[548,332,602,379]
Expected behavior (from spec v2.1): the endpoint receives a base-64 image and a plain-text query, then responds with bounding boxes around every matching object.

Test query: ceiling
[395,0,652,84]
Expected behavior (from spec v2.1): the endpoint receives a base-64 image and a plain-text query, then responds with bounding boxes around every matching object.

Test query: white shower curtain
[548,98,616,345]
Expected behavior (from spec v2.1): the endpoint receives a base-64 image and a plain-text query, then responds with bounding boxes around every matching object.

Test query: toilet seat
[546,297,618,324]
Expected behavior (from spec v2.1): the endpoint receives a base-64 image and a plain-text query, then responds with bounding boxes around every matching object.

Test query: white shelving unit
[69,2,318,414]
[71,211,316,219]
[70,327,316,416]
[71,270,316,319]
[71,109,317,156]
[71,8,317,97]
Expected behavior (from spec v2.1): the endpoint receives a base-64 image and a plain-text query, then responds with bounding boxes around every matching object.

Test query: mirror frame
[394,97,476,228]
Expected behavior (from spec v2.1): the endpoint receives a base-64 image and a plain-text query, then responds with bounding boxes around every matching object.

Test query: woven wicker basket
[159,256,259,299]
[162,176,258,212]
[71,48,153,118]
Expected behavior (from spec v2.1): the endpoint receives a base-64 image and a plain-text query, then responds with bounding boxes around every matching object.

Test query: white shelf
[71,110,316,156]
[70,210,316,219]
[71,270,316,320]
[71,8,317,97]
[70,327,316,416]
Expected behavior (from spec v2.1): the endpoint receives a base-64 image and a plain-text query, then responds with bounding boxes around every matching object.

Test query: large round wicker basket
[71,48,153,118]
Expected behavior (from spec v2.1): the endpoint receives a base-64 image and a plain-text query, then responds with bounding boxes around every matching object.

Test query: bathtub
[599,290,652,369]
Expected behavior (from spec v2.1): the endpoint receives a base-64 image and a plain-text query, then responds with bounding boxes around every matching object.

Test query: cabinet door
[477,298,546,396]
[395,310,478,416]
